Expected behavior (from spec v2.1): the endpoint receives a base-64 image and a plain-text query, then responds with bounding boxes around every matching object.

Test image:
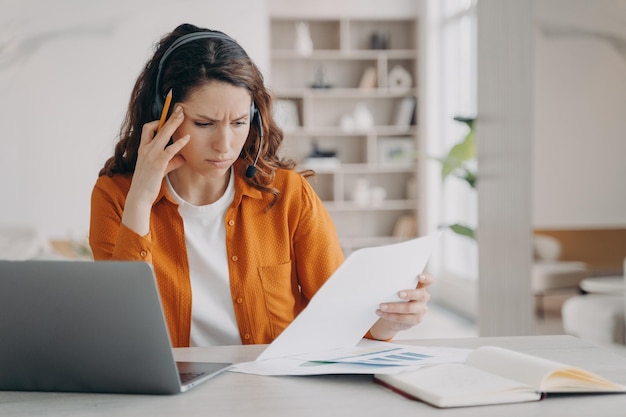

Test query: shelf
[270,14,420,250]
[273,87,417,99]
[301,163,415,174]
[339,236,412,251]
[323,200,418,212]
[271,49,417,60]
[283,126,416,137]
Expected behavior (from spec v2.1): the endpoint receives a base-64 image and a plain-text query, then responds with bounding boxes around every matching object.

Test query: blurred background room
[1,0,625,352]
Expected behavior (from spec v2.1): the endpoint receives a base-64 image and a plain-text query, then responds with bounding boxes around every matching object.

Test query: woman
[90,23,432,347]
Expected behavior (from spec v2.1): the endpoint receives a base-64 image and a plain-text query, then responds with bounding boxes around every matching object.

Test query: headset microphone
[246,107,263,178]
[245,164,257,179]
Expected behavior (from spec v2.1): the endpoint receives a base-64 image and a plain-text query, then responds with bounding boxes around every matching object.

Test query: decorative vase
[295,22,313,56]
[352,102,374,130]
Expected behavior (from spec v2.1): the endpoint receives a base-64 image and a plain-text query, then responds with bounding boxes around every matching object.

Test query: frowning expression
[173,81,252,176]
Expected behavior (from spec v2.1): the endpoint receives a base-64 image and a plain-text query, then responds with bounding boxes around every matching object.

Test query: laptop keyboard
[179,371,206,384]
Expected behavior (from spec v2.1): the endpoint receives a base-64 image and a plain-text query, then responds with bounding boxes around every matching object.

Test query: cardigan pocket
[257,261,299,339]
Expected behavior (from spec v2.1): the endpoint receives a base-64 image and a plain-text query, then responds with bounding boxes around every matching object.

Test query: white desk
[2,335,626,416]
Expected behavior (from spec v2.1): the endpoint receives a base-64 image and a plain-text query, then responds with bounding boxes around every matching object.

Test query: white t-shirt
[165,172,240,346]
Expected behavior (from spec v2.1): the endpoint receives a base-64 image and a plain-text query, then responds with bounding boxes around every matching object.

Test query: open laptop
[0,260,232,395]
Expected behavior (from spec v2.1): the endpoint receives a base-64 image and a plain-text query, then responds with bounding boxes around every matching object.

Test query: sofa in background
[534,228,626,277]
[0,226,90,260]
[562,259,625,348]
[532,234,589,317]
[541,228,626,350]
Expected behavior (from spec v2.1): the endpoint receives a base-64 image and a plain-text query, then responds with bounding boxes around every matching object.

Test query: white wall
[268,0,418,18]
[4,0,624,242]
[0,0,268,240]
[533,0,626,228]
[427,0,626,325]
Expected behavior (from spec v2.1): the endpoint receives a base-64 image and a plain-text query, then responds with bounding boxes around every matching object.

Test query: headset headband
[153,31,238,118]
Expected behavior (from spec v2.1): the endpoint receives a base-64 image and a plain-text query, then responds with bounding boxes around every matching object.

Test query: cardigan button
[236,297,243,304]
[140,250,148,258]
[228,220,235,226]
[231,255,239,262]
[243,333,251,340]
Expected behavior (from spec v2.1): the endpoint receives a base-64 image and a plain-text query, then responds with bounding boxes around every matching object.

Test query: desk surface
[2,335,626,417]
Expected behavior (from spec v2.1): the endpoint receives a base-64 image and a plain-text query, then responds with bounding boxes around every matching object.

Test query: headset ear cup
[256,107,263,139]
[250,102,262,136]
[250,102,256,123]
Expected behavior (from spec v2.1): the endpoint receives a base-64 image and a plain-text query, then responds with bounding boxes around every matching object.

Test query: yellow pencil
[157,89,173,132]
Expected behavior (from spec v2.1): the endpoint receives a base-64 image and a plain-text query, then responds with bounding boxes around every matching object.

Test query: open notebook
[0,260,231,394]
[375,345,626,408]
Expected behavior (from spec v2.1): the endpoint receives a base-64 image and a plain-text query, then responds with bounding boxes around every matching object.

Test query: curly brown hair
[100,23,310,206]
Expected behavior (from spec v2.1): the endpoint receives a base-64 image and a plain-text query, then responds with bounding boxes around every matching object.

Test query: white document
[232,340,471,376]
[256,233,440,362]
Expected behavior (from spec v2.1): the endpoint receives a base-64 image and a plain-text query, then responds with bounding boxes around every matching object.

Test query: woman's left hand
[368,273,433,341]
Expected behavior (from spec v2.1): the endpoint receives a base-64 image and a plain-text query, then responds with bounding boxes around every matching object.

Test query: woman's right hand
[121,105,191,236]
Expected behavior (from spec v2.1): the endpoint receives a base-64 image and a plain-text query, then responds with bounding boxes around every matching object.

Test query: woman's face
[173,81,252,177]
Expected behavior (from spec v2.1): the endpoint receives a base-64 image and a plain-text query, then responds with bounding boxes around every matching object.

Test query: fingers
[379,288,430,314]
[160,104,186,139]
[376,304,428,331]
[141,104,185,148]
[379,274,433,312]
[376,282,432,328]
[368,274,435,339]
[131,104,190,202]
[416,272,434,288]
[399,287,431,304]
[163,136,190,175]
[137,104,189,173]
[376,301,429,328]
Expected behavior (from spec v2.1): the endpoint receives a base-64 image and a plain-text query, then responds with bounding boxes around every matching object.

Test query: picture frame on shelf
[378,137,415,164]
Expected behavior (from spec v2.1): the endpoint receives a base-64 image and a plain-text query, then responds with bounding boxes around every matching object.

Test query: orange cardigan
[89,164,345,347]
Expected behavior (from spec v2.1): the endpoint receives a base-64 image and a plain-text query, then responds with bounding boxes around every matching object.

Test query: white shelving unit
[269,16,420,255]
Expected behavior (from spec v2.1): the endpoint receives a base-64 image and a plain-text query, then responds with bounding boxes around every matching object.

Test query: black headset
[152,31,263,178]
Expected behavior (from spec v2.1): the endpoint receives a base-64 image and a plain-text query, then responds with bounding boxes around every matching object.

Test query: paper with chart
[255,233,440,362]
[231,339,471,376]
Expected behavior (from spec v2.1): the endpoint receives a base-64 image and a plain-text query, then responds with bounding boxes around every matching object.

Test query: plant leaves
[454,168,477,189]
[442,129,475,181]
[448,223,476,240]
[453,116,475,130]
[448,130,475,161]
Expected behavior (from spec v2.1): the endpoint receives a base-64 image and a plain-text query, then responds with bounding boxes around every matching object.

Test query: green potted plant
[435,116,476,240]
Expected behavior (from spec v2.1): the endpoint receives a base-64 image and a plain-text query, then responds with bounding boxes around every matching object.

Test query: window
[424,0,478,284]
